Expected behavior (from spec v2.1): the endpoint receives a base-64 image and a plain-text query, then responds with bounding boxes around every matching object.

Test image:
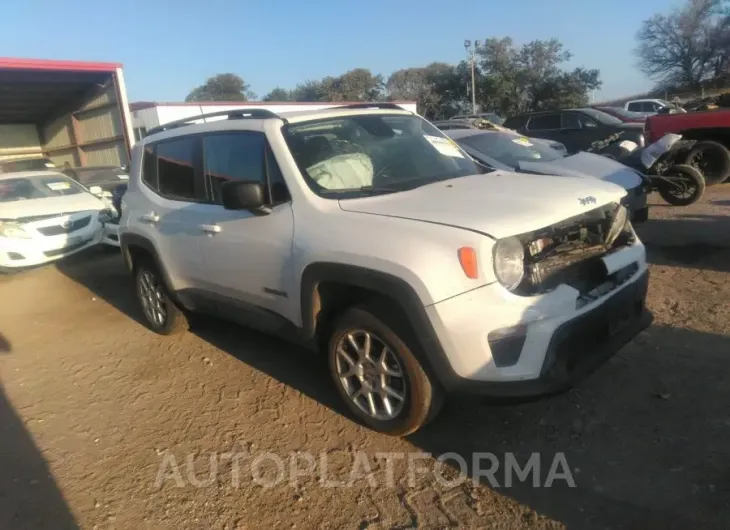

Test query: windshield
[0,174,87,203]
[283,114,480,197]
[458,132,564,168]
[0,158,56,173]
[580,108,624,126]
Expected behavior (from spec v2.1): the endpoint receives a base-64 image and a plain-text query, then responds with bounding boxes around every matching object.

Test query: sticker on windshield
[46,181,71,191]
[512,137,533,147]
[117,174,129,180]
[45,162,56,168]
[424,135,464,158]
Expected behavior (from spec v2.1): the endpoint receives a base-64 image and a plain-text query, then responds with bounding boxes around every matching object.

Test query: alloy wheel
[335,330,407,421]
[138,270,167,327]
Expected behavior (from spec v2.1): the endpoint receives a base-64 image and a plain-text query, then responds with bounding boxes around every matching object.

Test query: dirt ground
[1,187,730,530]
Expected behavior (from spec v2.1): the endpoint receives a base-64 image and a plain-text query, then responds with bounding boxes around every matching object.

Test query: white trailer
[130,101,419,139]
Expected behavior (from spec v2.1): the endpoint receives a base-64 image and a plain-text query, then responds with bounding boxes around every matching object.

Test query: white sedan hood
[0,192,105,221]
[339,172,626,239]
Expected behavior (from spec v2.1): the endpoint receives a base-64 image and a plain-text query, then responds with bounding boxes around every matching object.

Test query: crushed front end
[425,202,653,397]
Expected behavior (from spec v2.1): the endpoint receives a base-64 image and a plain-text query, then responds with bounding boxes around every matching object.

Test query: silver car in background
[445,128,650,223]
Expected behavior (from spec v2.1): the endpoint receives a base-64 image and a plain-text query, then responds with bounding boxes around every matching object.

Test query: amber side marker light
[458,246,479,279]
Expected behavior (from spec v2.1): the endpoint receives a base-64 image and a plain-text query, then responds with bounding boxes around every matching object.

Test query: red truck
[644,109,730,184]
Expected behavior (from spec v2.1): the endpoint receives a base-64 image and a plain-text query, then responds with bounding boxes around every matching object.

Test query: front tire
[134,259,189,335]
[327,305,443,436]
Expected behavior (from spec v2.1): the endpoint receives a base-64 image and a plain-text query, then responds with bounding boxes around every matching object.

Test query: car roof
[142,107,414,144]
[0,170,67,180]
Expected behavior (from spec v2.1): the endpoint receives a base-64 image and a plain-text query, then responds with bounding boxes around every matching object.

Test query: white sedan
[0,171,114,269]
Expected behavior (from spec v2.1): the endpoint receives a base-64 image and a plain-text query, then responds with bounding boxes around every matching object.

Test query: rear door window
[528,114,561,130]
[156,137,205,201]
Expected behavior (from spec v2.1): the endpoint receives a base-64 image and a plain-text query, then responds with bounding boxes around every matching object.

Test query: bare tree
[636,0,729,88]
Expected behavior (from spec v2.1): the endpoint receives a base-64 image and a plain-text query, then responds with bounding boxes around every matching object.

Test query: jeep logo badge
[578,196,596,206]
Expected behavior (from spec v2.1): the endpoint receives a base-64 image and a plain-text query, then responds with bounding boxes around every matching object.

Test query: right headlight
[493,236,525,290]
[606,204,629,246]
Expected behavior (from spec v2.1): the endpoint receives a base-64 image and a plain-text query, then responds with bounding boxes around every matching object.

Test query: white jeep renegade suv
[118,104,652,436]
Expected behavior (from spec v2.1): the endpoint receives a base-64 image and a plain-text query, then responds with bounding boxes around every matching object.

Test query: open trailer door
[0,58,135,169]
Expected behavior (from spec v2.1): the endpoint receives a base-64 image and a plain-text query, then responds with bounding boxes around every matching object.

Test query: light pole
[464,40,480,114]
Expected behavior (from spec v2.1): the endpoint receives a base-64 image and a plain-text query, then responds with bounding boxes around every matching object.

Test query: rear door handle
[199,224,221,234]
[140,212,160,223]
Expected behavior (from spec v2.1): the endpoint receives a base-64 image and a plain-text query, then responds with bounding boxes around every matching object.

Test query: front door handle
[199,224,221,234]
[140,212,160,223]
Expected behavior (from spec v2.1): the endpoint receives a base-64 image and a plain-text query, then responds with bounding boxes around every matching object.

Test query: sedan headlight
[0,221,32,239]
[493,236,525,290]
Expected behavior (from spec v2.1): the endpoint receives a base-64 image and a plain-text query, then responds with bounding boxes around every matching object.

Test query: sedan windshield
[579,108,624,126]
[283,114,480,197]
[457,132,564,168]
[0,174,86,203]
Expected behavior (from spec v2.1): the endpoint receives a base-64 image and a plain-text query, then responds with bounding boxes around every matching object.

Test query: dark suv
[503,108,645,154]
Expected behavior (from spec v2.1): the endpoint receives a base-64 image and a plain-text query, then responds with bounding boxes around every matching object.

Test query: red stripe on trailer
[0,58,122,72]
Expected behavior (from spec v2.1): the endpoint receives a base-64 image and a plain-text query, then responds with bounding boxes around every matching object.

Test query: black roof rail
[332,102,410,112]
[147,108,284,136]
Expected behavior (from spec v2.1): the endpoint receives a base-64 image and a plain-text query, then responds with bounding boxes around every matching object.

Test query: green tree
[636,0,730,87]
[476,38,601,116]
[322,68,385,101]
[185,73,256,102]
[386,63,470,119]
[290,80,328,102]
[262,87,291,101]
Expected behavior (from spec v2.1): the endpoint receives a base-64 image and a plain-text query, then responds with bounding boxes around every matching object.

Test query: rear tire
[658,164,706,206]
[134,258,189,335]
[684,140,730,185]
[327,304,442,436]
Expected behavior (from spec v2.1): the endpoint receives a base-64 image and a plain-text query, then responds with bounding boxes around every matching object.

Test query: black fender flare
[120,233,181,306]
[299,262,455,386]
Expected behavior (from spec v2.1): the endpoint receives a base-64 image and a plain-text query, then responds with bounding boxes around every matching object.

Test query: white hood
[339,172,626,239]
[0,192,105,221]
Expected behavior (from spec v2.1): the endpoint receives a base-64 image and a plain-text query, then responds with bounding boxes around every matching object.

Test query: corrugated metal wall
[0,124,43,161]
[41,80,127,168]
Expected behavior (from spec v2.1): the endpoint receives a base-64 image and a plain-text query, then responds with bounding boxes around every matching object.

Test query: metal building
[0,58,134,167]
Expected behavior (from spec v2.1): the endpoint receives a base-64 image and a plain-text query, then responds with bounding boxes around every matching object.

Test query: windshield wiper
[318,185,399,196]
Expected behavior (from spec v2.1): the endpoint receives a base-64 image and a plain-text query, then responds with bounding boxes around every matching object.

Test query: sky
[3,0,683,104]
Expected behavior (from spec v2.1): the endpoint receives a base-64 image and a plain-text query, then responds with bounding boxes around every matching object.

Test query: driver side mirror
[221,181,269,214]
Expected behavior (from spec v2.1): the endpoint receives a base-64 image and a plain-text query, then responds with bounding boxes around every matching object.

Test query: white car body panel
[338,172,626,239]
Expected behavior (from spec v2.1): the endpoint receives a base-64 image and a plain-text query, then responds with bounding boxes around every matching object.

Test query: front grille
[517,204,635,296]
[37,215,92,236]
[43,239,91,257]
